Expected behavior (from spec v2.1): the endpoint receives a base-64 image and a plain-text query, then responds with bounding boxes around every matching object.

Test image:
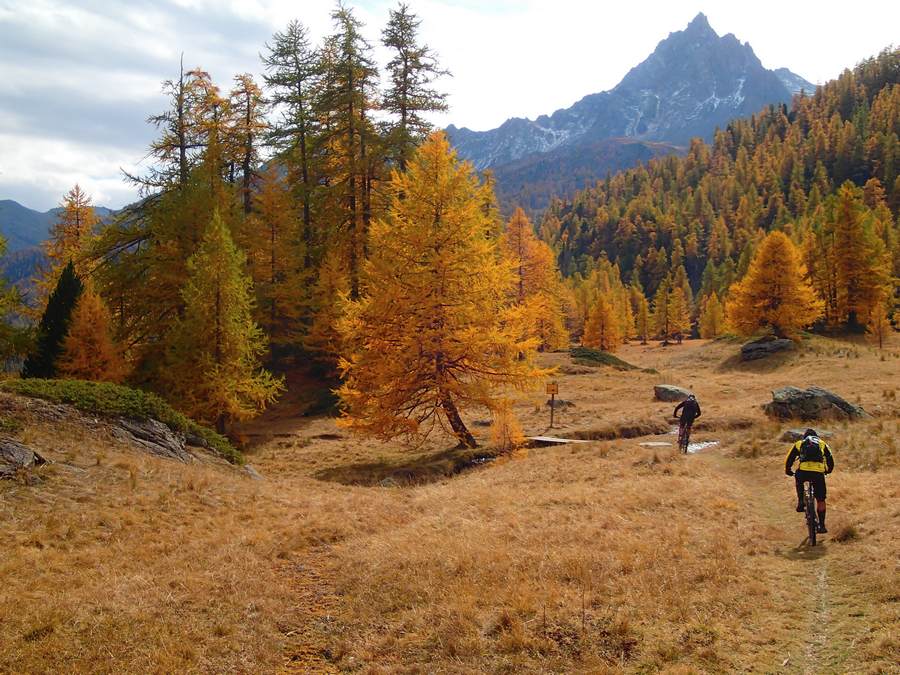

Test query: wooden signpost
[546,381,559,428]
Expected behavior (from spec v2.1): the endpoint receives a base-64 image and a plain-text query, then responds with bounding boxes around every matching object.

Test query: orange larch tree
[58,287,128,383]
[726,230,823,338]
[583,295,621,352]
[337,133,545,449]
[35,185,99,312]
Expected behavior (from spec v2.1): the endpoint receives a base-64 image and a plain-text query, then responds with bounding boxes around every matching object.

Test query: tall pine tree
[262,20,320,266]
[381,2,449,170]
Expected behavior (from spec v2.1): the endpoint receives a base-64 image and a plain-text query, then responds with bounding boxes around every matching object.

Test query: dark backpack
[799,437,824,463]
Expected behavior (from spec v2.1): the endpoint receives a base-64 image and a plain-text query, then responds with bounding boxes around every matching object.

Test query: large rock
[779,428,834,442]
[0,438,47,478]
[654,385,692,402]
[111,417,193,463]
[764,386,869,421]
[547,399,575,409]
[741,336,795,361]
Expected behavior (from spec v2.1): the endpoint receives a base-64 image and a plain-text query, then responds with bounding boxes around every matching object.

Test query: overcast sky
[0,0,896,211]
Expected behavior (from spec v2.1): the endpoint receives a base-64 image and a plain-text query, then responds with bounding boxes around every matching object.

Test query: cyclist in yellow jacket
[785,428,835,533]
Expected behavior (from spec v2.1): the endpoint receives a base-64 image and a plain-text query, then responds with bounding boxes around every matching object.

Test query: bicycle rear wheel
[805,483,817,546]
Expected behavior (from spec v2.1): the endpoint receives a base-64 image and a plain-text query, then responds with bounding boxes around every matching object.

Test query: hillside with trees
[539,48,898,339]
[0,0,896,435]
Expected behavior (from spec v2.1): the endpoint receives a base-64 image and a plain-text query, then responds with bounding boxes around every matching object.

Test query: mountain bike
[676,420,691,453]
[801,479,818,546]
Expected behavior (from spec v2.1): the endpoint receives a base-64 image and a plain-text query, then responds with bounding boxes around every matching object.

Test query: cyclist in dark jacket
[673,394,701,432]
[785,428,835,533]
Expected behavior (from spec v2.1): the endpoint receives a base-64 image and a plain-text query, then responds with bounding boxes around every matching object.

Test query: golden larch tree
[652,277,672,343]
[305,251,349,371]
[501,208,553,302]
[831,183,891,329]
[699,292,726,338]
[636,294,651,344]
[583,295,621,352]
[165,211,283,431]
[46,185,98,267]
[866,303,892,350]
[489,398,525,452]
[522,292,569,352]
[726,230,823,338]
[500,207,568,349]
[58,287,128,383]
[337,132,545,449]
[667,285,691,341]
[35,185,99,312]
[238,165,305,347]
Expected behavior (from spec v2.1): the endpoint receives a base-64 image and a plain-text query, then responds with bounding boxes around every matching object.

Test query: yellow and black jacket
[785,437,835,474]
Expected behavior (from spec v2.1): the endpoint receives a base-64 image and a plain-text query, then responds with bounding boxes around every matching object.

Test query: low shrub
[0,379,242,464]
[570,347,639,371]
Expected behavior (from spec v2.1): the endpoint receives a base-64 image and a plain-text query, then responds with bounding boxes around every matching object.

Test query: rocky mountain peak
[446,13,813,193]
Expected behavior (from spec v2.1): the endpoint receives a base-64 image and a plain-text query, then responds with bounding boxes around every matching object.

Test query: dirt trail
[694,447,877,674]
[276,548,340,674]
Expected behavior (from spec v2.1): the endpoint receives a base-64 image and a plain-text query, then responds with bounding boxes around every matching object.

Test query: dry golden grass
[1,334,899,672]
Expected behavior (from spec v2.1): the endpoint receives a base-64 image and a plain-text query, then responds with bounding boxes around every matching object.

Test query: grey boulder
[547,399,575,409]
[741,336,795,361]
[0,438,47,478]
[654,385,692,402]
[779,428,834,442]
[764,386,868,421]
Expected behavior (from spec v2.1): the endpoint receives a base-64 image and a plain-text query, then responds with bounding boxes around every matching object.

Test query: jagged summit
[446,14,812,187]
[683,11,714,36]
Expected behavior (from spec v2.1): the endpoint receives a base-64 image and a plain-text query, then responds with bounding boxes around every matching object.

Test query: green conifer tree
[164,211,283,431]
[22,261,83,378]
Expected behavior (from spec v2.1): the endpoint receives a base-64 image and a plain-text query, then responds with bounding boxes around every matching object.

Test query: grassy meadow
[1,336,898,673]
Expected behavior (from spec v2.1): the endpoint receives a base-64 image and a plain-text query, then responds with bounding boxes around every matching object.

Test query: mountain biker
[673,394,701,436]
[785,428,835,533]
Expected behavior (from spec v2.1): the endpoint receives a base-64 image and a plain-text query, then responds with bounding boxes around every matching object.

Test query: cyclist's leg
[794,471,805,510]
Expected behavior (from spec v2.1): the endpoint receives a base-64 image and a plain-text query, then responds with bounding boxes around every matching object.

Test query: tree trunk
[242,97,253,214]
[440,392,477,449]
[347,62,359,301]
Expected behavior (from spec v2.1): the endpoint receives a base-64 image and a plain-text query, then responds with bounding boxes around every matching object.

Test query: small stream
[639,427,720,454]
[686,440,719,454]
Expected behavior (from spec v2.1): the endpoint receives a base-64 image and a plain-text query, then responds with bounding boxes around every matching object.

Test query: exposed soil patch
[311,433,344,441]
[314,445,505,487]
[570,419,670,441]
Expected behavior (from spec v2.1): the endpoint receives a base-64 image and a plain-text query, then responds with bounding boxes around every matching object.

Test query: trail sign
[546,381,559,428]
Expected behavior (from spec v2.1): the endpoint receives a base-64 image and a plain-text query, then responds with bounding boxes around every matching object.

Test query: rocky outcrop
[779,428,834,442]
[654,385,692,402]
[764,387,869,420]
[740,336,795,361]
[243,464,263,480]
[111,417,194,463]
[0,438,47,478]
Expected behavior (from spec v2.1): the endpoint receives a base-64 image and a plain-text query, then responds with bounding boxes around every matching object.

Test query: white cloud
[0,0,896,211]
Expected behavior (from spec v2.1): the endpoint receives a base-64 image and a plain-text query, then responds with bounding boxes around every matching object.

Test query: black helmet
[803,428,817,438]
[688,394,696,400]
